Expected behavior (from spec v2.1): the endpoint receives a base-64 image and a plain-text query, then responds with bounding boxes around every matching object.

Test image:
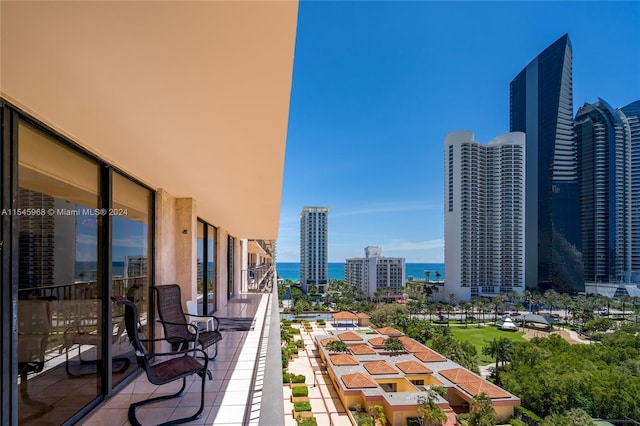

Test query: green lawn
[448,325,526,365]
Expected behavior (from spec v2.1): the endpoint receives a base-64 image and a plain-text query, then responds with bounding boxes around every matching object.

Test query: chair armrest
[140,336,188,345]
[156,319,199,335]
[186,313,220,330]
[142,347,209,360]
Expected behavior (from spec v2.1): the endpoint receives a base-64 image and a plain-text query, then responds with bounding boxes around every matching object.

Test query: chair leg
[128,376,202,426]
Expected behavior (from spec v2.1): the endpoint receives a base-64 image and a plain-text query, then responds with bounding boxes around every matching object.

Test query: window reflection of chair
[186,300,215,331]
[18,298,55,419]
[63,303,131,378]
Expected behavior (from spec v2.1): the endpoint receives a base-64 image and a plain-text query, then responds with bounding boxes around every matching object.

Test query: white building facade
[345,246,405,299]
[299,206,329,293]
[444,131,526,301]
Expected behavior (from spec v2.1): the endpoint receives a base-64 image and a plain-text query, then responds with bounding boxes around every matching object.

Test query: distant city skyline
[277,1,640,263]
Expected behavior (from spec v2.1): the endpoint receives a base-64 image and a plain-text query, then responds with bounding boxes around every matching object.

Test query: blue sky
[277,1,640,263]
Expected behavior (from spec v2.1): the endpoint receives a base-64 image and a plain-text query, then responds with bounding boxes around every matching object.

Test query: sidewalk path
[284,323,351,426]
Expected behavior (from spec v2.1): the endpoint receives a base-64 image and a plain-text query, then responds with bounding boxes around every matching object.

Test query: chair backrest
[154,284,190,341]
[186,300,199,318]
[114,296,151,372]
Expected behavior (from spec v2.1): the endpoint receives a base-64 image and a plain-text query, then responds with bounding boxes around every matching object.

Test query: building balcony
[80,287,284,426]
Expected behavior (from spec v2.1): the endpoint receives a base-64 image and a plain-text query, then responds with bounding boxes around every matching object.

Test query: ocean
[276,262,444,282]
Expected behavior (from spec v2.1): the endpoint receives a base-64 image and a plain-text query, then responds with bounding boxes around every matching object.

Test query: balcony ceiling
[0,1,298,240]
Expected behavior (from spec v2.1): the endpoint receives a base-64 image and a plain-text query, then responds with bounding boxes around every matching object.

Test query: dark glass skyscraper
[575,99,640,284]
[510,34,584,293]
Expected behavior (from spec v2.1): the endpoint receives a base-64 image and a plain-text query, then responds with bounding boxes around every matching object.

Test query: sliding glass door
[9,116,155,425]
[17,122,102,424]
[197,220,217,314]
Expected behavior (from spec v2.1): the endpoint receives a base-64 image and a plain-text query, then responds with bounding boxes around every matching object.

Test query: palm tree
[425,303,437,325]
[492,294,506,325]
[425,270,431,283]
[482,338,514,386]
[435,271,442,283]
[468,392,496,426]
[368,404,386,426]
[443,304,454,327]
[384,337,405,356]
[448,293,456,307]
[544,289,560,315]
[326,340,350,354]
[460,301,471,328]
[416,386,448,426]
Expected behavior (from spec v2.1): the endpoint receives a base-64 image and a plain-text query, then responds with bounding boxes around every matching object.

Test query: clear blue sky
[277,1,640,263]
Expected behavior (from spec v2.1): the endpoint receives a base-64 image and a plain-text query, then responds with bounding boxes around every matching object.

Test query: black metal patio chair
[153,284,222,360]
[113,296,209,426]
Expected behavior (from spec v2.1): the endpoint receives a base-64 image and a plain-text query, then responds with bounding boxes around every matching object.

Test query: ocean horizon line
[276,261,445,282]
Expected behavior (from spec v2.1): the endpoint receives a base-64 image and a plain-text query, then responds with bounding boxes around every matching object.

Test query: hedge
[292,386,309,397]
[515,406,543,425]
[296,417,317,426]
[293,402,312,412]
[283,372,292,384]
[291,374,306,383]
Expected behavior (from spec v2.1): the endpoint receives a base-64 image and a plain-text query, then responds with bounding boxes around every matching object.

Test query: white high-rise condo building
[444,131,526,301]
[299,206,329,293]
[344,246,405,299]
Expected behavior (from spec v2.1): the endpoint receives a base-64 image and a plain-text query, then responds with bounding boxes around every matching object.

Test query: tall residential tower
[444,131,526,301]
[575,99,640,284]
[510,33,583,293]
[299,206,329,293]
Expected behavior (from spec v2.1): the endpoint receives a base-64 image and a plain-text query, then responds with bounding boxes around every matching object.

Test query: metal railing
[245,264,275,293]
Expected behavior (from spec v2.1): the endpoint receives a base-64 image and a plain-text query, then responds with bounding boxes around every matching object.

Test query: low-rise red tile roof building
[314,327,520,426]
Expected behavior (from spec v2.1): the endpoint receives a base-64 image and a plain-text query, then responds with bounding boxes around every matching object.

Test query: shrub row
[282,371,306,384]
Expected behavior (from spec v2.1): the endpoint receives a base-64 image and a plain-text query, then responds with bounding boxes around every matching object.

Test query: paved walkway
[283,323,352,426]
[521,327,591,344]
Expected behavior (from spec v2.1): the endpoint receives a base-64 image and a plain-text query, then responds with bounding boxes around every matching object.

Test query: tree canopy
[501,331,640,419]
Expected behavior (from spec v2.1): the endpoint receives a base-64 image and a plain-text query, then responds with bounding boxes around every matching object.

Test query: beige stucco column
[175,198,198,306]
[155,189,197,306]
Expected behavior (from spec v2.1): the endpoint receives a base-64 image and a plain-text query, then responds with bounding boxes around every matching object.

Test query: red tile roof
[458,380,511,399]
[413,349,447,363]
[363,361,399,375]
[356,312,370,318]
[332,311,358,320]
[320,337,338,347]
[337,331,363,341]
[398,336,428,353]
[376,326,404,336]
[395,360,433,374]
[439,368,481,384]
[341,373,378,389]
[439,368,510,399]
[329,354,359,366]
[368,336,387,347]
[348,344,376,355]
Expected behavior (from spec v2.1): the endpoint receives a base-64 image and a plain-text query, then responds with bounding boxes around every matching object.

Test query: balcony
[80,287,284,426]
[245,264,276,293]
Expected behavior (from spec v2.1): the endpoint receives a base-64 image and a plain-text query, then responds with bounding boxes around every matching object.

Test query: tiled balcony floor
[81,293,270,426]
